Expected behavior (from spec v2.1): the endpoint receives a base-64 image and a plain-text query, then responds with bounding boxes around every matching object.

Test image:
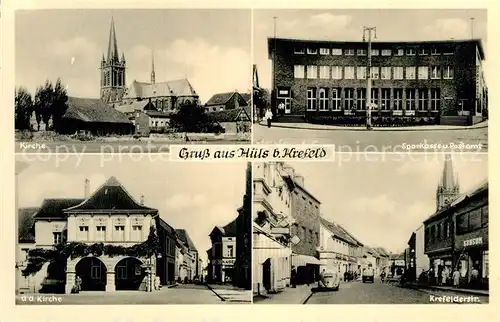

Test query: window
[394,89,403,110]
[481,205,489,227]
[357,49,367,56]
[418,89,427,111]
[443,66,454,79]
[405,67,416,79]
[370,88,379,107]
[307,88,317,111]
[319,66,330,79]
[91,262,102,279]
[344,88,354,110]
[430,89,440,111]
[331,48,342,55]
[332,89,341,111]
[294,47,304,54]
[356,88,366,110]
[319,48,330,55]
[96,226,106,241]
[419,48,428,55]
[406,48,416,56]
[294,65,305,78]
[116,265,127,279]
[319,88,328,111]
[131,225,142,241]
[431,48,439,55]
[345,49,355,56]
[307,48,318,55]
[437,223,441,239]
[356,66,366,79]
[370,67,380,79]
[370,49,379,56]
[114,225,125,241]
[393,67,404,80]
[483,251,489,278]
[307,65,318,79]
[381,49,392,56]
[443,47,454,55]
[78,226,89,241]
[344,66,355,79]
[380,67,391,80]
[418,66,429,80]
[469,209,482,230]
[331,66,342,79]
[406,89,416,110]
[381,88,390,110]
[430,66,440,79]
[396,49,404,56]
[53,232,63,244]
[227,245,234,257]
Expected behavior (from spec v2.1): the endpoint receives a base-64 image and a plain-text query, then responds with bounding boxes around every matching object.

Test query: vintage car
[362,266,375,283]
[317,270,341,291]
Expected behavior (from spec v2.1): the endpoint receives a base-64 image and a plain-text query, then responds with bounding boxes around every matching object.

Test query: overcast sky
[287,153,488,254]
[16,156,247,264]
[15,9,251,103]
[254,9,488,89]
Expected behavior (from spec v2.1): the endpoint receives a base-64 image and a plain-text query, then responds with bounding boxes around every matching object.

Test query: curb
[258,122,488,132]
[301,292,314,304]
[167,283,179,288]
[204,283,226,302]
[401,283,488,297]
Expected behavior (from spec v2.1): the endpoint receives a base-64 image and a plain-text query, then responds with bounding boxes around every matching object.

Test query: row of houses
[16,176,202,294]
[404,156,488,290]
[205,163,252,290]
[252,162,391,296]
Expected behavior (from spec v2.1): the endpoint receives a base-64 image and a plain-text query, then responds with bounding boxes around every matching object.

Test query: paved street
[253,123,488,152]
[304,280,489,304]
[16,284,238,305]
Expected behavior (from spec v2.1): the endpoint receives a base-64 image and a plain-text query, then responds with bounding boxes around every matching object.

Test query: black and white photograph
[15,156,252,304]
[252,155,488,304]
[15,9,251,154]
[252,9,488,152]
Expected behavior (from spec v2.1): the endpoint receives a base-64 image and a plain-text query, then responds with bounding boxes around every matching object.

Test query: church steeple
[107,17,120,62]
[151,50,156,84]
[436,154,460,210]
[100,17,126,104]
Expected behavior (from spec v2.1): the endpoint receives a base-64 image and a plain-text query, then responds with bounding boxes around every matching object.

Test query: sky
[15,9,251,103]
[253,9,488,89]
[286,153,488,254]
[16,155,247,264]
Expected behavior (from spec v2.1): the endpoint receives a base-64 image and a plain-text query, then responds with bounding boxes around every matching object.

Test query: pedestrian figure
[264,108,273,128]
[290,266,297,288]
[441,266,449,286]
[278,102,285,116]
[452,268,460,288]
[470,266,479,288]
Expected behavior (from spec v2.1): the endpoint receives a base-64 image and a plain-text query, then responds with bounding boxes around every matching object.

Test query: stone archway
[75,257,107,291]
[114,257,146,291]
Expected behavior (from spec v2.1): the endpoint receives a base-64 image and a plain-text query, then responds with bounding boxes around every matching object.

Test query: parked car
[362,265,375,283]
[317,269,340,291]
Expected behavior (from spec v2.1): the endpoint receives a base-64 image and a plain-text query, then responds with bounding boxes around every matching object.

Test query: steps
[440,116,469,126]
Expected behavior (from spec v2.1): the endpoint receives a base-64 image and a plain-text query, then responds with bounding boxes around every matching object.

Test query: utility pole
[273,16,278,114]
[470,17,475,39]
[363,27,377,130]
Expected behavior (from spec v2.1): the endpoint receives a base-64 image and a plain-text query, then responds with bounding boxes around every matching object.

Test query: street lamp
[363,26,377,130]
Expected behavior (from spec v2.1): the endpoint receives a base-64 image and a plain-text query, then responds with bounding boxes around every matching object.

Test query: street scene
[253,154,488,304]
[15,9,251,153]
[252,9,488,151]
[16,156,251,304]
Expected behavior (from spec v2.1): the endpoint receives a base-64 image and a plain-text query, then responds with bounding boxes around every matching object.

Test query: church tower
[436,154,460,211]
[151,51,156,84]
[100,17,126,104]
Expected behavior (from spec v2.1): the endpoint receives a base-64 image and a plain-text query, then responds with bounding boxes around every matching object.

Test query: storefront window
[469,209,482,230]
[482,251,489,278]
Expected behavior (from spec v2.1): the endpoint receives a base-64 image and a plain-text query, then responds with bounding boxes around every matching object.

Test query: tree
[34,81,54,131]
[51,78,68,131]
[169,102,225,134]
[14,87,33,130]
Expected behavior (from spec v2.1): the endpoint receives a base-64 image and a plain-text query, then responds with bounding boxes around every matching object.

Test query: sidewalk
[253,284,312,304]
[206,284,252,303]
[259,120,488,132]
[402,282,489,296]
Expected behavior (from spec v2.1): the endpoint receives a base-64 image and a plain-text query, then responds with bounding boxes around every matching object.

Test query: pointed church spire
[440,154,455,190]
[151,50,156,84]
[107,17,120,62]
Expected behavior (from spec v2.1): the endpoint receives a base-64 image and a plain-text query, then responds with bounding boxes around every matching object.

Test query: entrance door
[262,258,271,291]
[277,89,292,114]
[75,257,107,291]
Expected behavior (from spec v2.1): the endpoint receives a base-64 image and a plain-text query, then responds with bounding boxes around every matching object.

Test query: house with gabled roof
[19,176,178,294]
[206,106,251,134]
[206,218,238,284]
[204,91,249,112]
[175,229,199,281]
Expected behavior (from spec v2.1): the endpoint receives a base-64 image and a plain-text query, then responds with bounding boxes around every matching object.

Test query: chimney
[84,179,90,198]
[140,194,145,205]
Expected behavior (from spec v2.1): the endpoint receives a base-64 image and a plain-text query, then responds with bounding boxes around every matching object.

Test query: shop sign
[222,259,235,266]
[279,89,290,95]
[463,237,483,247]
[395,260,405,266]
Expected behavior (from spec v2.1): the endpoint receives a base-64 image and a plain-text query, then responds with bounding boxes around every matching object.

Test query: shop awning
[292,254,322,266]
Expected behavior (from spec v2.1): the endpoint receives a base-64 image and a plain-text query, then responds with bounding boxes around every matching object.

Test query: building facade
[204,92,249,112]
[234,163,252,290]
[286,165,322,285]
[207,221,237,284]
[252,162,295,295]
[268,38,487,126]
[318,217,361,275]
